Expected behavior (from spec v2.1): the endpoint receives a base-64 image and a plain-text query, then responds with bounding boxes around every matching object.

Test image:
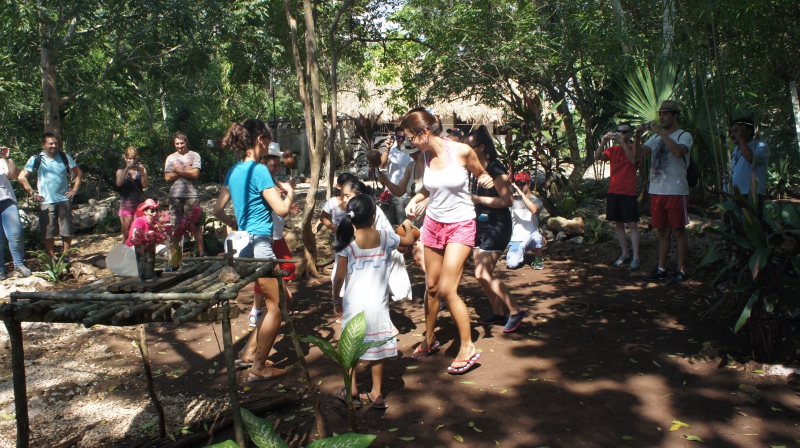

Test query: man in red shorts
[636,100,693,284]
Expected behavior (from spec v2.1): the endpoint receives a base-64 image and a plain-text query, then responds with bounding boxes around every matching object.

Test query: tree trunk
[548,87,582,189]
[662,0,676,55]
[328,0,355,201]
[610,0,629,53]
[791,81,800,156]
[40,24,60,137]
[284,0,319,277]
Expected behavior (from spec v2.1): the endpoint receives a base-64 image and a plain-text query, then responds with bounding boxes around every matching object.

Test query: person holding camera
[726,117,769,217]
[18,133,84,264]
[0,145,32,279]
[506,172,545,271]
[594,122,641,270]
[379,127,413,225]
[116,146,149,242]
[636,101,693,285]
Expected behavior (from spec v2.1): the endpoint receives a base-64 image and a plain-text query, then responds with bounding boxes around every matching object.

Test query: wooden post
[2,317,29,448]
[138,325,166,437]
[275,275,326,439]
[221,301,245,447]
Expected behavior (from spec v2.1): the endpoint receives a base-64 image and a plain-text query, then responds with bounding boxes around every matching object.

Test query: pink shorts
[119,199,141,217]
[420,216,476,249]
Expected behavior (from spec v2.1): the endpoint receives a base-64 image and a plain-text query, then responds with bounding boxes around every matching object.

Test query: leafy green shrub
[27,248,79,283]
[694,192,800,361]
[584,218,612,245]
[205,408,375,447]
[94,214,121,235]
[768,156,800,199]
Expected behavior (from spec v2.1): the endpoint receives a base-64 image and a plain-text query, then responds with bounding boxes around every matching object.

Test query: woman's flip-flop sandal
[235,359,275,370]
[447,352,481,375]
[359,392,388,410]
[336,387,362,409]
[247,367,286,382]
[411,340,441,360]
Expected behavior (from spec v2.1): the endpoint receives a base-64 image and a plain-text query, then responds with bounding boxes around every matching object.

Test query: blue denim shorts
[239,234,275,259]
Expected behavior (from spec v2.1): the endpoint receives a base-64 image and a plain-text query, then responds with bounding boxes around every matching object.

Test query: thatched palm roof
[335,82,506,124]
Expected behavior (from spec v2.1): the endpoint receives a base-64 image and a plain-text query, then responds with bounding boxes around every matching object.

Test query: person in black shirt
[464,126,527,333]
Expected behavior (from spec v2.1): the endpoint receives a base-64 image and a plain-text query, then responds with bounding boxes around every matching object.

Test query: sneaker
[14,265,31,277]
[667,271,688,285]
[613,255,632,267]
[0,269,6,281]
[503,309,527,333]
[629,258,641,271]
[532,257,544,270]
[644,267,669,281]
[248,309,263,327]
[478,313,508,325]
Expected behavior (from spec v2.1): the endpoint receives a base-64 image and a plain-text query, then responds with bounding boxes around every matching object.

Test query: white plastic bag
[106,244,139,277]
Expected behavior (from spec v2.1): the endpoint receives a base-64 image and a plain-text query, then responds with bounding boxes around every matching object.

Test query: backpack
[676,131,699,188]
[33,151,72,177]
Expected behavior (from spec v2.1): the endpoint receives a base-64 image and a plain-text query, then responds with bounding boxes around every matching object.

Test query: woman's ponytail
[334,213,355,253]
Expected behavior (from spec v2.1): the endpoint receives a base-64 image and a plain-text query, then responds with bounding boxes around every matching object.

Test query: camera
[611,132,619,139]
[644,123,653,131]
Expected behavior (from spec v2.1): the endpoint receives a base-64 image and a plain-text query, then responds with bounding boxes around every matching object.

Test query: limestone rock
[0,276,51,299]
[218,266,240,284]
[94,258,107,269]
[569,236,584,244]
[69,262,95,279]
[542,229,555,241]
[547,216,585,235]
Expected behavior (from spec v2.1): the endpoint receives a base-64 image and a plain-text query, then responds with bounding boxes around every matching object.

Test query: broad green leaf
[240,408,289,448]
[340,312,367,368]
[763,292,778,314]
[454,435,464,442]
[203,440,240,448]
[748,248,770,279]
[141,421,156,429]
[305,433,377,448]
[742,208,768,248]
[353,338,392,364]
[294,335,342,365]
[734,288,761,333]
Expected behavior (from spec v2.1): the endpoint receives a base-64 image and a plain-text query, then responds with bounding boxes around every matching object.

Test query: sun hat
[135,199,159,217]
[514,172,531,183]
[399,140,419,155]
[657,100,681,113]
[267,142,282,157]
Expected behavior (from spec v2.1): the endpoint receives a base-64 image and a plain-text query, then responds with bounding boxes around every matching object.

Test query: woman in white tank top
[401,107,494,375]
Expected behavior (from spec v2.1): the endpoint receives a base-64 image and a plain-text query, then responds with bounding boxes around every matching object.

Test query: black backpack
[33,151,72,177]
[676,131,699,188]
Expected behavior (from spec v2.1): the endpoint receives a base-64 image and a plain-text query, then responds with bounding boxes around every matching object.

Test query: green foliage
[27,248,80,283]
[695,193,800,360]
[205,409,376,448]
[768,156,800,199]
[584,219,613,245]
[293,311,391,431]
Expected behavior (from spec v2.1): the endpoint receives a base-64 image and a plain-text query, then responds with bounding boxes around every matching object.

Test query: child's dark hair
[334,172,358,197]
[341,179,374,196]
[334,194,376,252]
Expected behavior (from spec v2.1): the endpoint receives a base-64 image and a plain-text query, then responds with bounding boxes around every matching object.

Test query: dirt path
[2,232,800,447]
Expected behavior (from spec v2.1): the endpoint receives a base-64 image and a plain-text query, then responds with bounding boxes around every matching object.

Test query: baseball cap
[446,128,464,138]
[731,117,754,128]
[514,172,531,183]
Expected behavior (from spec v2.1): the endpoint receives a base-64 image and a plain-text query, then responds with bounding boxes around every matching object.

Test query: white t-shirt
[644,130,693,196]
[0,160,18,203]
[386,145,412,198]
[271,211,285,240]
[510,195,543,242]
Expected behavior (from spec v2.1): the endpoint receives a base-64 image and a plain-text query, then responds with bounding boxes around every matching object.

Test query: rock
[547,216,585,235]
[69,262,95,279]
[94,258,107,269]
[555,231,567,241]
[0,276,50,299]
[569,236,584,244]
[542,229,555,241]
[218,266,240,284]
[765,364,800,376]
